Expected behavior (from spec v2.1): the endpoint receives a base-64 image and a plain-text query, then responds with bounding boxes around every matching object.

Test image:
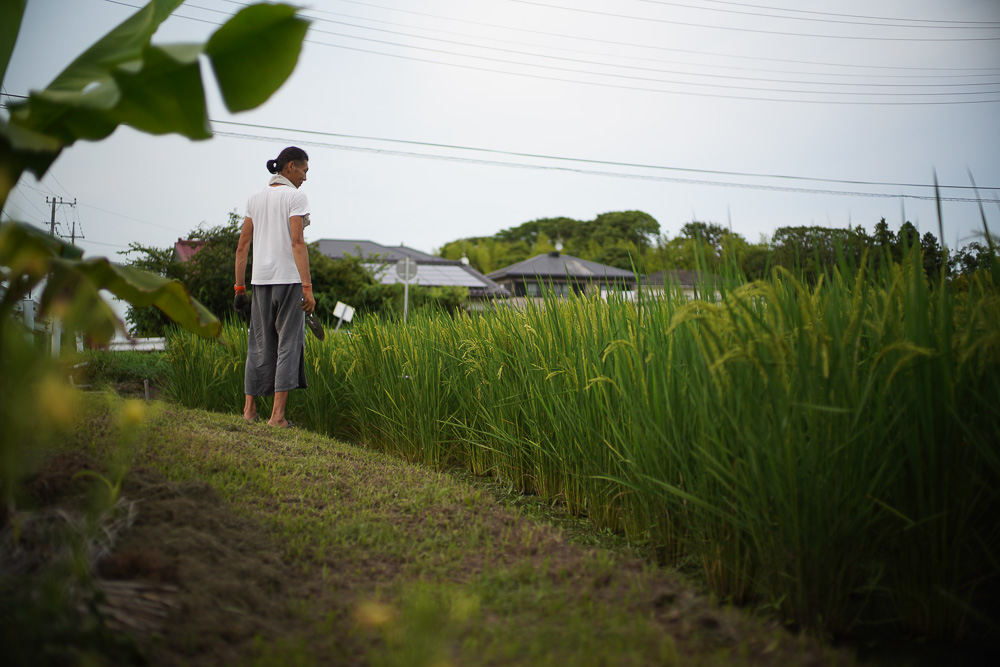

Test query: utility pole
[43,197,77,357]
[46,196,76,236]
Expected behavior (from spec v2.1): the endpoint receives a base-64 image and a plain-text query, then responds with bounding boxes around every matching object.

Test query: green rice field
[164,250,1000,641]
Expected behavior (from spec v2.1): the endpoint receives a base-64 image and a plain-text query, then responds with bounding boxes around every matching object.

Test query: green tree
[652,235,700,271]
[951,241,994,276]
[680,221,728,254]
[739,242,772,280]
[591,211,660,253]
[530,231,557,256]
[185,213,246,317]
[771,225,868,282]
[893,221,922,269]
[871,218,896,269]
[438,237,526,274]
[495,216,581,247]
[920,231,946,280]
[439,211,661,269]
[408,285,469,316]
[592,240,640,271]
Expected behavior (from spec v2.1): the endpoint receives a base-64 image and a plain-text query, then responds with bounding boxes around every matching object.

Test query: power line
[307,25,1000,96]
[206,2,1000,82]
[2,200,37,224]
[12,177,60,200]
[300,12,1000,81]
[627,0,1000,29]
[5,186,50,218]
[253,0,1000,74]
[211,128,989,203]
[644,0,1000,27]
[210,118,998,193]
[46,167,74,198]
[194,2,1000,91]
[295,15,1000,91]
[308,39,1000,105]
[82,238,130,249]
[8,87,993,194]
[507,0,1000,41]
[99,1,1000,104]
[78,203,189,234]
[209,124,996,204]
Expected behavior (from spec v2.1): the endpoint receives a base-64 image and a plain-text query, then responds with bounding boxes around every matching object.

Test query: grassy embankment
[164,249,1000,643]
[24,393,842,666]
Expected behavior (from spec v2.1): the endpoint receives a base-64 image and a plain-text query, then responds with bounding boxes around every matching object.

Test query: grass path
[52,395,849,666]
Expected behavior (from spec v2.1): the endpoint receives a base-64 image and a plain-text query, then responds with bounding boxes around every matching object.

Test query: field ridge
[28,395,848,666]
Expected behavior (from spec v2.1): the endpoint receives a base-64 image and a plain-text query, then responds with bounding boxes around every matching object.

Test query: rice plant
[163,249,1000,640]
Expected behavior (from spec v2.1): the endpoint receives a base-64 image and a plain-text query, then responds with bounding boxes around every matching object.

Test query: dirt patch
[6,453,349,666]
[22,450,101,505]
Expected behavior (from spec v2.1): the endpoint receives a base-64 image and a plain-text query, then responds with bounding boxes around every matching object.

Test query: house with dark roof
[487,251,637,303]
[316,239,510,305]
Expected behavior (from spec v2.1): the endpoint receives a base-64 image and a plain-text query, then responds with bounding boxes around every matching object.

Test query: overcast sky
[4,0,999,264]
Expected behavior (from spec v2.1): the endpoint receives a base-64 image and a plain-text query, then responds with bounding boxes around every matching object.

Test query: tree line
[438,211,994,284]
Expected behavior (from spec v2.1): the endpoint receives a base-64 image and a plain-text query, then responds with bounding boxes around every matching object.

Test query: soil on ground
[5,451,323,666]
[5,446,853,667]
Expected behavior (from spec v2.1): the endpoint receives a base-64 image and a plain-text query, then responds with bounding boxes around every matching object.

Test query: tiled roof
[488,252,636,281]
[316,239,441,263]
[317,238,509,298]
[173,239,206,263]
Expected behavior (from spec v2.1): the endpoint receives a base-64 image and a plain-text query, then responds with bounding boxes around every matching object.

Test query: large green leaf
[0,0,26,87]
[109,43,210,138]
[75,259,221,340]
[45,0,185,94]
[2,0,308,192]
[0,122,64,203]
[0,223,220,343]
[206,3,310,112]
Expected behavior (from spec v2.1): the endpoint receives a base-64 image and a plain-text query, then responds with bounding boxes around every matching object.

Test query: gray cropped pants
[244,283,307,396]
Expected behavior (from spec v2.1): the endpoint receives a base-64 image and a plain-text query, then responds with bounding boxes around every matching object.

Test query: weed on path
[11,396,851,666]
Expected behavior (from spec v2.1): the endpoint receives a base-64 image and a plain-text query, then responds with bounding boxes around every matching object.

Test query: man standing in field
[233,146,314,428]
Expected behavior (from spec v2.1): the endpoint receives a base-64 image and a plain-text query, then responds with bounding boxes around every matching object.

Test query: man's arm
[235,216,253,287]
[234,216,254,316]
[289,215,314,313]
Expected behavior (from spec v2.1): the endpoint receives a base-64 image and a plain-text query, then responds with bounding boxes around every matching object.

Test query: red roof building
[172,239,207,263]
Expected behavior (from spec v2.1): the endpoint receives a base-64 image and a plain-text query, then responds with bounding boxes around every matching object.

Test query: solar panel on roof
[366,264,488,288]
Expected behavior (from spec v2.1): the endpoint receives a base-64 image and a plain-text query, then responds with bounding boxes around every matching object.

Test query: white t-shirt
[245,184,310,285]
